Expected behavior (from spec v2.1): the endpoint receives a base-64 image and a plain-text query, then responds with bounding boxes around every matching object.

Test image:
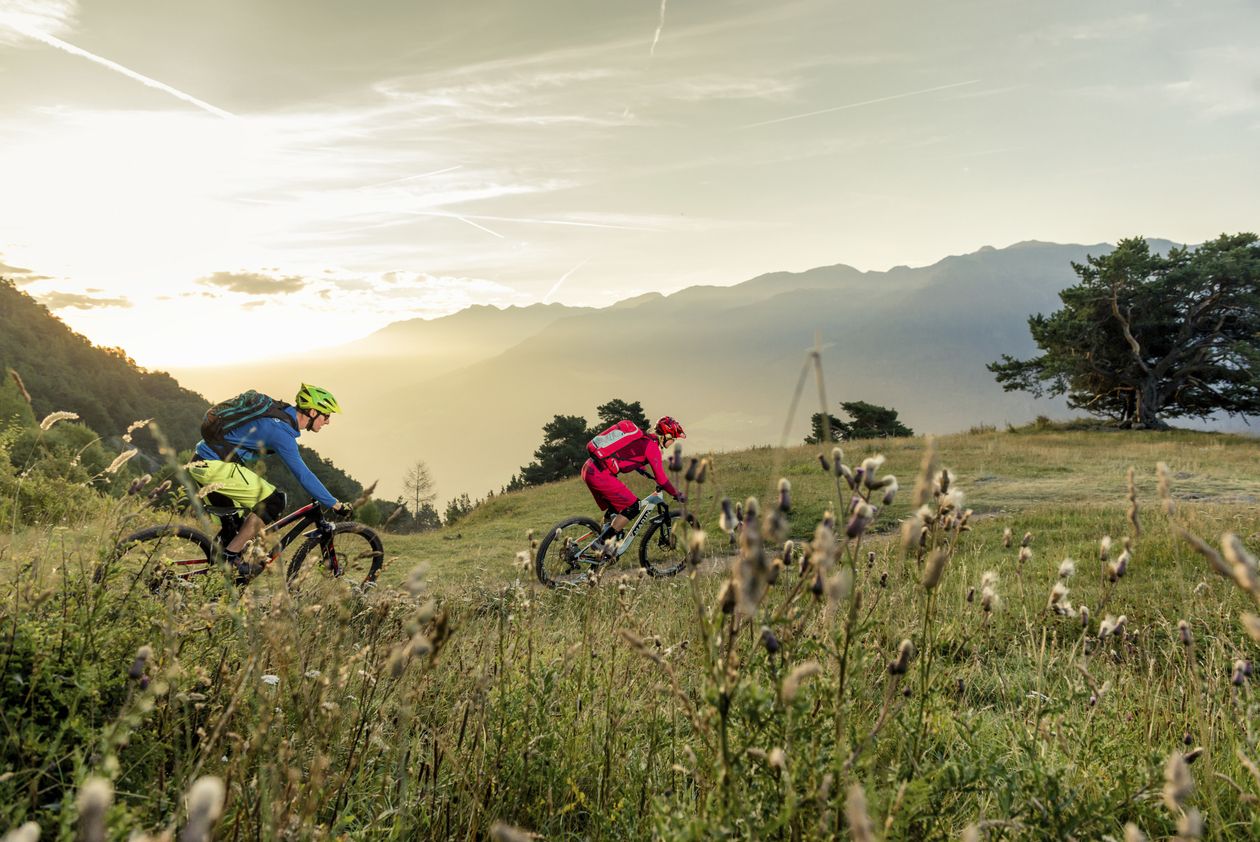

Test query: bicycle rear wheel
[98,525,216,590]
[535,516,602,588]
[287,522,384,589]
[639,510,687,577]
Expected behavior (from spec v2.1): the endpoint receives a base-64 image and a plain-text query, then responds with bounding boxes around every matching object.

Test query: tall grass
[3,426,1260,839]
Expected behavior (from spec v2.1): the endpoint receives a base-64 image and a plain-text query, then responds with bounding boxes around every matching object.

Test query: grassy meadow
[4,427,1260,840]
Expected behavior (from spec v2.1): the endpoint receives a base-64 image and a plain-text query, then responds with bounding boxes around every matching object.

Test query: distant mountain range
[171,239,1207,504]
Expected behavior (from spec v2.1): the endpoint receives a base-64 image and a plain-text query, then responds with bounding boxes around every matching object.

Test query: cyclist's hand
[332,501,354,520]
[675,492,688,504]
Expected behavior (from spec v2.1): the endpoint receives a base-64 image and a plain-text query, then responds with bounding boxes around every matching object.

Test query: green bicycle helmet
[295,383,341,414]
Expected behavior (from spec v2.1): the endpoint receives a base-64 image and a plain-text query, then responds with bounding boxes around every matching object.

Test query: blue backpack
[200,390,297,461]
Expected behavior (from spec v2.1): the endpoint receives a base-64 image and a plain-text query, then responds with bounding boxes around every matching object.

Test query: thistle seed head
[846,502,877,539]
[760,626,781,655]
[4,822,39,842]
[127,473,153,495]
[781,661,821,703]
[1176,809,1203,840]
[490,823,539,842]
[881,476,900,505]
[777,478,791,513]
[888,639,915,675]
[768,747,786,772]
[921,547,948,591]
[1124,822,1147,842]
[76,777,113,842]
[183,775,226,842]
[1018,546,1033,565]
[1232,660,1247,686]
[1021,531,1034,548]
[686,530,707,567]
[1184,747,1204,765]
[845,782,876,842]
[1058,558,1076,579]
[1100,535,1112,562]
[831,447,844,474]
[818,453,831,472]
[1163,751,1193,811]
[860,456,886,489]
[1242,613,1260,643]
[684,458,699,482]
[1178,620,1192,647]
[129,644,153,679]
[1002,527,1013,548]
[696,458,709,484]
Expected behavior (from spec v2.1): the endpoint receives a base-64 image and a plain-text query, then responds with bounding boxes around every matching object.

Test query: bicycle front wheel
[287,522,384,588]
[98,525,216,590]
[535,516,602,588]
[639,510,687,577]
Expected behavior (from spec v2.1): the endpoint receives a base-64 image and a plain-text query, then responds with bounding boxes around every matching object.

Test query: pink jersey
[601,435,679,498]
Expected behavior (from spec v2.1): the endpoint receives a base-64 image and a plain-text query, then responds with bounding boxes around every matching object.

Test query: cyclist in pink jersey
[582,416,687,554]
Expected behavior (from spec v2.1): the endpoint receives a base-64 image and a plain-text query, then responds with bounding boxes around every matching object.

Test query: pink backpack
[587,420,646,474]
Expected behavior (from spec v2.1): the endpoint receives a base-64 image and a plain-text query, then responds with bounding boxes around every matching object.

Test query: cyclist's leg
[582,463,638,546]
[187,461,279,574]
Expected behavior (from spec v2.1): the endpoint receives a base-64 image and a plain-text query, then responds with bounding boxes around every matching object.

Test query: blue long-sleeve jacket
[194,406,338,508]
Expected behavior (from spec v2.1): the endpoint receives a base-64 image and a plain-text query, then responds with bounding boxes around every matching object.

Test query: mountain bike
[97,499,384,590]
[535,491,691,588]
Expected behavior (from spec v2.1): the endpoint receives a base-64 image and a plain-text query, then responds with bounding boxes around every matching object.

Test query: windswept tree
[988,234,1260,429]
[518,414,591,486]
[595,398,650,431]
[805,412,842,444]
[806,402,913,443]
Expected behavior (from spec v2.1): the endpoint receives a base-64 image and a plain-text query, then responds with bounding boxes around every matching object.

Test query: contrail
[650,0,669,56]
[448,213,506,239]
[0,13,234,118]
[361,165,464,190]
[742,79,980,128]
[543,259,590,303]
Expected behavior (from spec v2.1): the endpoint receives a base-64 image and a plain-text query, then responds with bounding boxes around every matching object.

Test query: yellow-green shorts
[187,460,276,513]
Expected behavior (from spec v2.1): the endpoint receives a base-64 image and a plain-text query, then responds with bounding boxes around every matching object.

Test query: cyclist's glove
[332,501,354,521]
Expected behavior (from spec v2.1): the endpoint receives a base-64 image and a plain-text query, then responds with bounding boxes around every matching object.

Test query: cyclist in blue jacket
[188,383,351,578]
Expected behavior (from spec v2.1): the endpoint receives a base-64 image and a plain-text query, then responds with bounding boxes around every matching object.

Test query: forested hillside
[0,279,363,505]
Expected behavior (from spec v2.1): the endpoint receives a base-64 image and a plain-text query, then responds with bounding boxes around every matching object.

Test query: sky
[1,0,1258,367]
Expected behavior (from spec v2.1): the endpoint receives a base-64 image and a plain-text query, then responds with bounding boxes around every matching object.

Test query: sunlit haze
[2,0,1258,367]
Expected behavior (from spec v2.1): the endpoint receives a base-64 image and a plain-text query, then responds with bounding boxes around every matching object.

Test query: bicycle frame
[580,492,670,560]
[215,500,334,571]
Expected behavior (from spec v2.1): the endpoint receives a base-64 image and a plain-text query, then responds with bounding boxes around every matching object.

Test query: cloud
[0,0,76,47]
[0,0,232,117]
[198,271,307,295]
[0,257,51,283]
[38,290,131,310]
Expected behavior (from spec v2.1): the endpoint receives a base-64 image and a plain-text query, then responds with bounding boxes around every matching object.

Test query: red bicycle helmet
[655,416,686,440]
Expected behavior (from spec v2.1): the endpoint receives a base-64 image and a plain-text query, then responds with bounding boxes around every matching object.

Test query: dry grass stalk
[38,410,79,431]
[844,782,876,842]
